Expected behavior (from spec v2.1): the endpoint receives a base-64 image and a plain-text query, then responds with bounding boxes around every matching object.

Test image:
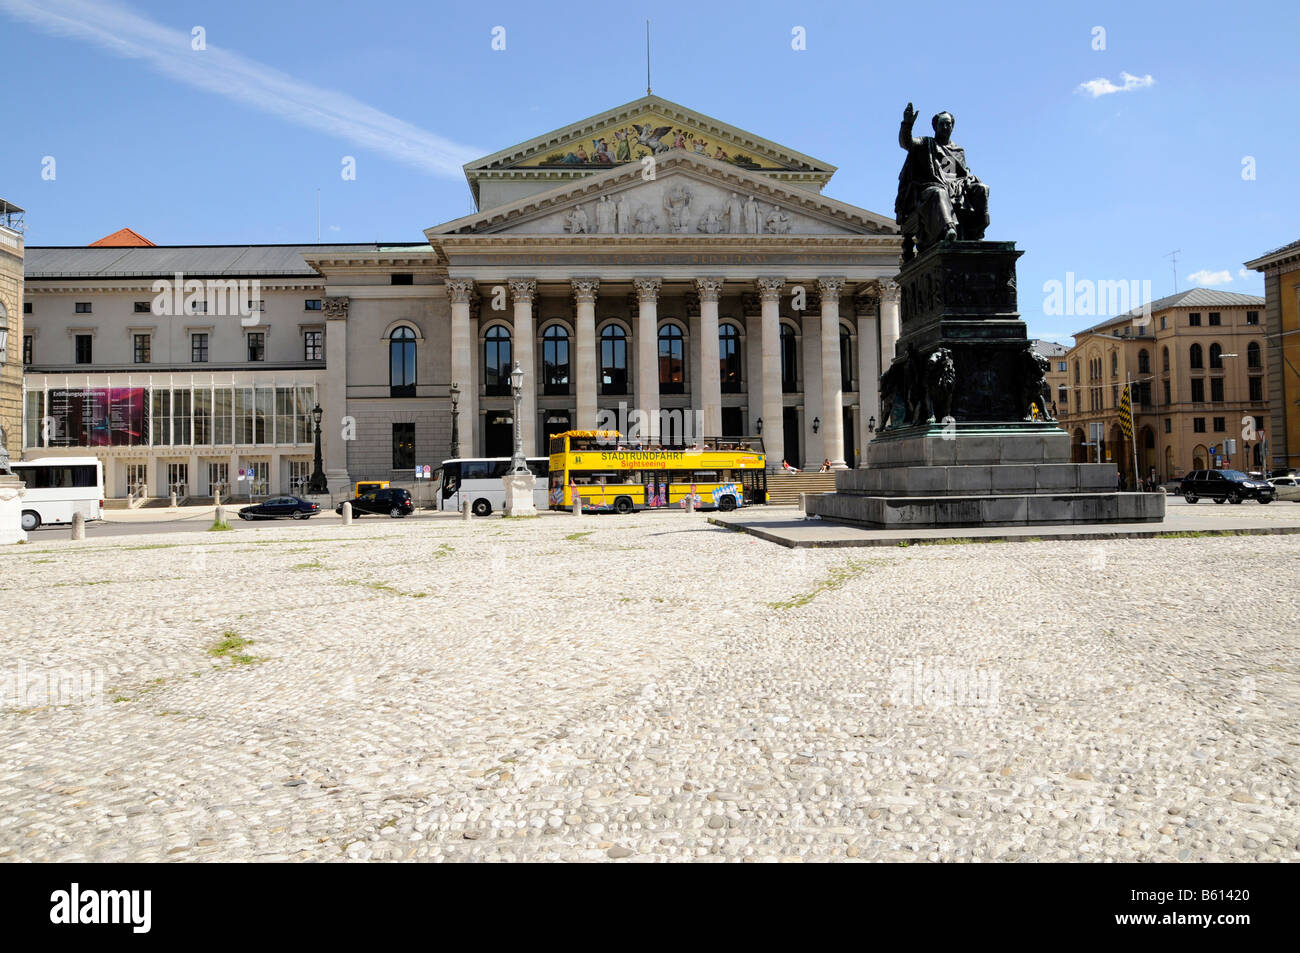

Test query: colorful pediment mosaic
[507,111,796,172]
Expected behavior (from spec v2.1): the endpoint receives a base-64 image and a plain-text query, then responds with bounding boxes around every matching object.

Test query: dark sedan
[239,496,321,520]
[1179,470,1275,504]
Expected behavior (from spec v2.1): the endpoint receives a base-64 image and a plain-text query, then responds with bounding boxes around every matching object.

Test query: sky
[2,0,1297,343]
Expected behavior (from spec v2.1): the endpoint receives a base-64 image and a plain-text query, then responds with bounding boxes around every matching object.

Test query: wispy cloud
[1187,269,1232,286]
[0,0,481,177]
[1076,71,1156,98]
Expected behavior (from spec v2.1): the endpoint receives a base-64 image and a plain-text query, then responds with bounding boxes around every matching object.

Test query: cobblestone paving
[1,513,1296,862]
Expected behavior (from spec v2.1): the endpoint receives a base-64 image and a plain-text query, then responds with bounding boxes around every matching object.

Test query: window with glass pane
[247,333,265,362]
[1191,378,1205,402]
[658,324,684,394]
[296,386,313,443]
[75,334,92,364]
[255,387,273,444]
[133,334,150,364]
[193,389,212,444]
[23,334,32,366]
[600,325,627,395]
[1247,342,1261,368]
[275,387,294,444]
[1138,349,1149,374]
[151,389,170,445]
[840,327,852,391]
[1249,377,1263,401]
[780,325,797,393]
[389,326,416,397]
[25,391,44,447]
[214,388,233,445]
[1246,311,1260,325]
[172,389,192,445]
[1210,378,1224,402]
[392,423,415,470]
[543,325,570,395]
[236,388,254,444]
[192,333,208,362]
[484,325,512,396]
[1189,344,1203,369]
[304,330,323,361]
[719,323,741,393]
[1209,343,1222,368]
[1208,312,1221,326]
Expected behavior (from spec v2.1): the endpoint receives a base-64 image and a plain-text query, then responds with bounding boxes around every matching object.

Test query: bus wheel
[614,497,633,514]
[472,499,492,517]
[21,510,40,532]
[717,496,737,512]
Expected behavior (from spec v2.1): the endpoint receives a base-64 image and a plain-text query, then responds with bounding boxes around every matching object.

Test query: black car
[1179,469,1274,504]
[336,487,414,518]
[239,496,321,520]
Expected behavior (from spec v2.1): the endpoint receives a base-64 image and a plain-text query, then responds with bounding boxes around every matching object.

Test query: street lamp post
[449,381,460,459]
[509,361,528,474]
[307,402,328,494]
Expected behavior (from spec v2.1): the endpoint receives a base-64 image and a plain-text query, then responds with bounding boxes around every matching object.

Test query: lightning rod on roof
[1164,249,1180,294]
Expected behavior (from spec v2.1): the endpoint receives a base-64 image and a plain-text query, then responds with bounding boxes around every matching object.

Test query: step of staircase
[765,471,840,505]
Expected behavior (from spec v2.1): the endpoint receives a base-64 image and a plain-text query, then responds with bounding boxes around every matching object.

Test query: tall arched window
[658,323,685,394]
[600,325,627,395]
[1209,342,1223,369]
[780,325,798,393]
[484,325,512,396]
[840,326,853,391]
[542,325,570,395]
[720,323,742,393]
[1248,341,1261,368]
[389,325,416,397]
[1138,349,1150,374]
[1162,346,1169,372]
[1189,343,1203,369]
[1111,350,1118,376]
[1074,360,1080,384]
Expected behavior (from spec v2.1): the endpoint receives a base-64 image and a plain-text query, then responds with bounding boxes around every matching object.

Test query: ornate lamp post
[509,361,528,474]
[449,381,460,458]
[306,403,328,494]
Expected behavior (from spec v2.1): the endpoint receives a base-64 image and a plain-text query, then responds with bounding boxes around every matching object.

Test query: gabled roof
[431,150,895,238]
[463,95,838,207]
[1074,288,1265,336]
[89,227,155,247]
[24,243,426,279]
[1244,238,1300,270]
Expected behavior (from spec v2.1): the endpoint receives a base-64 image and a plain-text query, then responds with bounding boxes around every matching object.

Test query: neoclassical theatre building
[21,96,903,497]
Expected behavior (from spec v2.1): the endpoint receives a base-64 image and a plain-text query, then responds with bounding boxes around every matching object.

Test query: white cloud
[1238,267,1250,280]
[1076,71,1156,98]
[328,225,341,232]
[1187,269,1233,286]
[0,0,481,178]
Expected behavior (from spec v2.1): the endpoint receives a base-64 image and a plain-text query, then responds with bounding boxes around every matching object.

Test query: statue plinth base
[0,474,29,545]
[503,472,537,517]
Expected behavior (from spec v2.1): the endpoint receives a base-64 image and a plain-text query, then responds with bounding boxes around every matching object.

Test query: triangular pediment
[431,152,895,240]
[463,95,837,208]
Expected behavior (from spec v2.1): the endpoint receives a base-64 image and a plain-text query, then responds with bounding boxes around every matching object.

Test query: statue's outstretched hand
[903,102,918,126]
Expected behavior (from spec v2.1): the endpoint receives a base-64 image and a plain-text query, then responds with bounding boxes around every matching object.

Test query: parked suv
[337,487,414,518]
[1179,469,1275,505]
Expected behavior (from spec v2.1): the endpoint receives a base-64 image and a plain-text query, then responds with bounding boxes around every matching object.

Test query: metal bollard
[71,511,85,540]
[341,501,352,526]
[572,494,582,516]
[461,499,471,521]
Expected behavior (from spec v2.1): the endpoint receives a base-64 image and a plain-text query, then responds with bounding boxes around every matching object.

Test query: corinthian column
[571,277,599,430]
[757,276,785,469]
[634,277,662,443]
[880,278,901,366]
[854,287,881,457]
[509,278,537,454]
[695,277,724,438]
[321,295,351,493]
[447,278,475,457]
[819,277,847,468]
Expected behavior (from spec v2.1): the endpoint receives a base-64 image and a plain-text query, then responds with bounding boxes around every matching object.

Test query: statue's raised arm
[899,102,921,150]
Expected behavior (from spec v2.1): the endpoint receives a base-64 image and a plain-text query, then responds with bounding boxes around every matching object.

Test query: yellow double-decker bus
[547,431,766,513]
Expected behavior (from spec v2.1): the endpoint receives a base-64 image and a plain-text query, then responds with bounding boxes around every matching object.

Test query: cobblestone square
[2,513,1297,862]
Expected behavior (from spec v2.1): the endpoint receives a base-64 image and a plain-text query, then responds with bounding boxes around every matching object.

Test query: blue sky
[2,0,1296,342]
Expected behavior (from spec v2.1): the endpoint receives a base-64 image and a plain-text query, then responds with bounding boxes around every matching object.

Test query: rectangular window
[246,299,266,312]
[190,300,208,314]
[1190,378,1205,402]
[25,391,44,448]
[392,422,415,469]
[247,332,265,362]
[1164,418,1171,433]
[236,388,254,444]
[74,302,92,314]
[23,334,32,366]
[1160,316,1167,330]
[1213,417,1226,432]
[1057,361,1067,372]
[1208,312,1221,326]
[1193,417,1206,433]
[1188,312,1201,327]
[151,389,171,445]
[255,387,273,444]
[390,273,413,286]
[304,299,322,311]
[214,387,233,445]
[74,334,92,364]
[296,386,314,443]
[275,387,294,444]
[172,389,191,445]
[1246,310,1260,325]
[134,301,151,313]
[1163,380,1170,404]
[304,330,323,361]
[193,388,212,445]
[23,302,32,314]
[1210,378,1224,402]
[1249,376,1263,401]
[191,333,209,362]
[133,333,151,364]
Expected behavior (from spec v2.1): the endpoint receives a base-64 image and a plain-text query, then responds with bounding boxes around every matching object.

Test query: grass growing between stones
[345,580,428,598]
[208,632,262,666]
[564,531,594,541]
[208,520,232,532]
[767,559,883,610]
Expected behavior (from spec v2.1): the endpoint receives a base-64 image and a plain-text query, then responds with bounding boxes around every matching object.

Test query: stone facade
[0,210,22,463]
[1244,240,1300,473]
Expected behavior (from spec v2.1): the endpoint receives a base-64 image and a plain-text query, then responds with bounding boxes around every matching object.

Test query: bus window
[527,458,548,479]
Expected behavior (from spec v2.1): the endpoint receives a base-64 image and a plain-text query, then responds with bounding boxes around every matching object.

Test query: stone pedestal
[0,474,28,544]
[503,472,537,517]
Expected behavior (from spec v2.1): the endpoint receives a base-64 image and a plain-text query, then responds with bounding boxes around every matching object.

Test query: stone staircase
[764,471,839,506]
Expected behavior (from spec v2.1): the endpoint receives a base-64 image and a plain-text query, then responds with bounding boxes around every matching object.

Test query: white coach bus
[437,457,549,516]
[11,457,105,531]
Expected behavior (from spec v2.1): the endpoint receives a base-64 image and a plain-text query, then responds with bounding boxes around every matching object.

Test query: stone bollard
[71,511,85,540]
[572,494,582,516]
[214,489,221,507]
[799,492,808,517]
[684,494,694,514]
[461,499,471,521]
[169,490,177,510]
[215,504,226,526]
[341,501,352,526]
